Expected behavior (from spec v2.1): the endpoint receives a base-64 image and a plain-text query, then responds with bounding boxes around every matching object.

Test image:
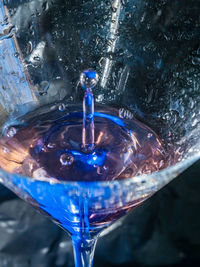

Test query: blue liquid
[0,103,169,181]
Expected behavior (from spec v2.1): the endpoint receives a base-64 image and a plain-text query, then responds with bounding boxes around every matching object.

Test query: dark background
[0,160,200,267]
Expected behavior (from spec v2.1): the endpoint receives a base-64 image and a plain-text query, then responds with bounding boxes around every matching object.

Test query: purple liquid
[0,104,173,181]
[0,70,176,237]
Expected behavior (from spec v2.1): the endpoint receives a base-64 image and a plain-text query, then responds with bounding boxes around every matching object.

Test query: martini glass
[0,0,200,267]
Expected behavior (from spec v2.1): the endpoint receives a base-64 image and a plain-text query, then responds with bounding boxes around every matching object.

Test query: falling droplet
[80,69,98,152]
[60,153,74,166]
[6,127,17,138]
[80,69,99,90]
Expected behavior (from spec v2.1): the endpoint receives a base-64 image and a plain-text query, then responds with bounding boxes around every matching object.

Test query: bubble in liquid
[80,69,99,90]
[2,146,9,153]
[60,153,74,166]
[47,143,55,149]
[97,165,108,175]
[6,127,17,138]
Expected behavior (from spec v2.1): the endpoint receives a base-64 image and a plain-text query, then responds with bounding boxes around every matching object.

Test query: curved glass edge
[0,153,199,192]
[0,153,199,236]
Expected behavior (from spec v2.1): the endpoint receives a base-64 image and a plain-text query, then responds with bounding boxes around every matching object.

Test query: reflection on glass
[0,1,200,267]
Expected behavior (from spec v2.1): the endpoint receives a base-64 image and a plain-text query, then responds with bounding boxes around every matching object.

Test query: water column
[80,70,99,152]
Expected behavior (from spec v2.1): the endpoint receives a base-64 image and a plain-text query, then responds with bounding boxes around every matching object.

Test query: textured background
[0,0,200,266]
[0,160,200,267]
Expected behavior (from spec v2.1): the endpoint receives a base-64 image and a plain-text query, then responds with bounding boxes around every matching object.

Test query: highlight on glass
[0,1,200,266]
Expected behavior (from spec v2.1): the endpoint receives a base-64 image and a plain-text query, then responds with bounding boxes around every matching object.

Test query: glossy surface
[0,104,172,182]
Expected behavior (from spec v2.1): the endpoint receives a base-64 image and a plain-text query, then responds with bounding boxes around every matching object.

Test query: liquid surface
[0,104,174,181]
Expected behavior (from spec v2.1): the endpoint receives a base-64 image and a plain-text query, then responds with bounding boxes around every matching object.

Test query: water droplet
[6,127,17,138]
[119,108,133,119]
[42,1,49,11]
[60,153,74,166]
[96,94,104,102]
[111,6,117,13]
[59,104,66,111]
[80,69,99,90]
[14,52,19,57]
[38,81,49,96]
[192,57,200,65]
[126,12,132,19]
[33,56,40,61]
[192,118,198,127]
[189,99,195,109]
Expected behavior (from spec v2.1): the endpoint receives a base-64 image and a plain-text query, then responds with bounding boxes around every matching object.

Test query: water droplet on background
[96,94,104,102]
[59,104,66,111]
[14,52,19,57]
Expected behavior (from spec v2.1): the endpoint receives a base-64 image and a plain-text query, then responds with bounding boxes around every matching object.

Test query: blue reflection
[94,112,125,127]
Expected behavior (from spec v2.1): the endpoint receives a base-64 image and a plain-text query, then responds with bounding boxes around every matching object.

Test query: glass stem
[72,235,98,267]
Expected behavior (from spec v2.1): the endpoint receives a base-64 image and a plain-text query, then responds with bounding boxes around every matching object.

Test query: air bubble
[111,7,117,13]
[97,166,103,175]
[60,153,74,166]
[97,165,109,175]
